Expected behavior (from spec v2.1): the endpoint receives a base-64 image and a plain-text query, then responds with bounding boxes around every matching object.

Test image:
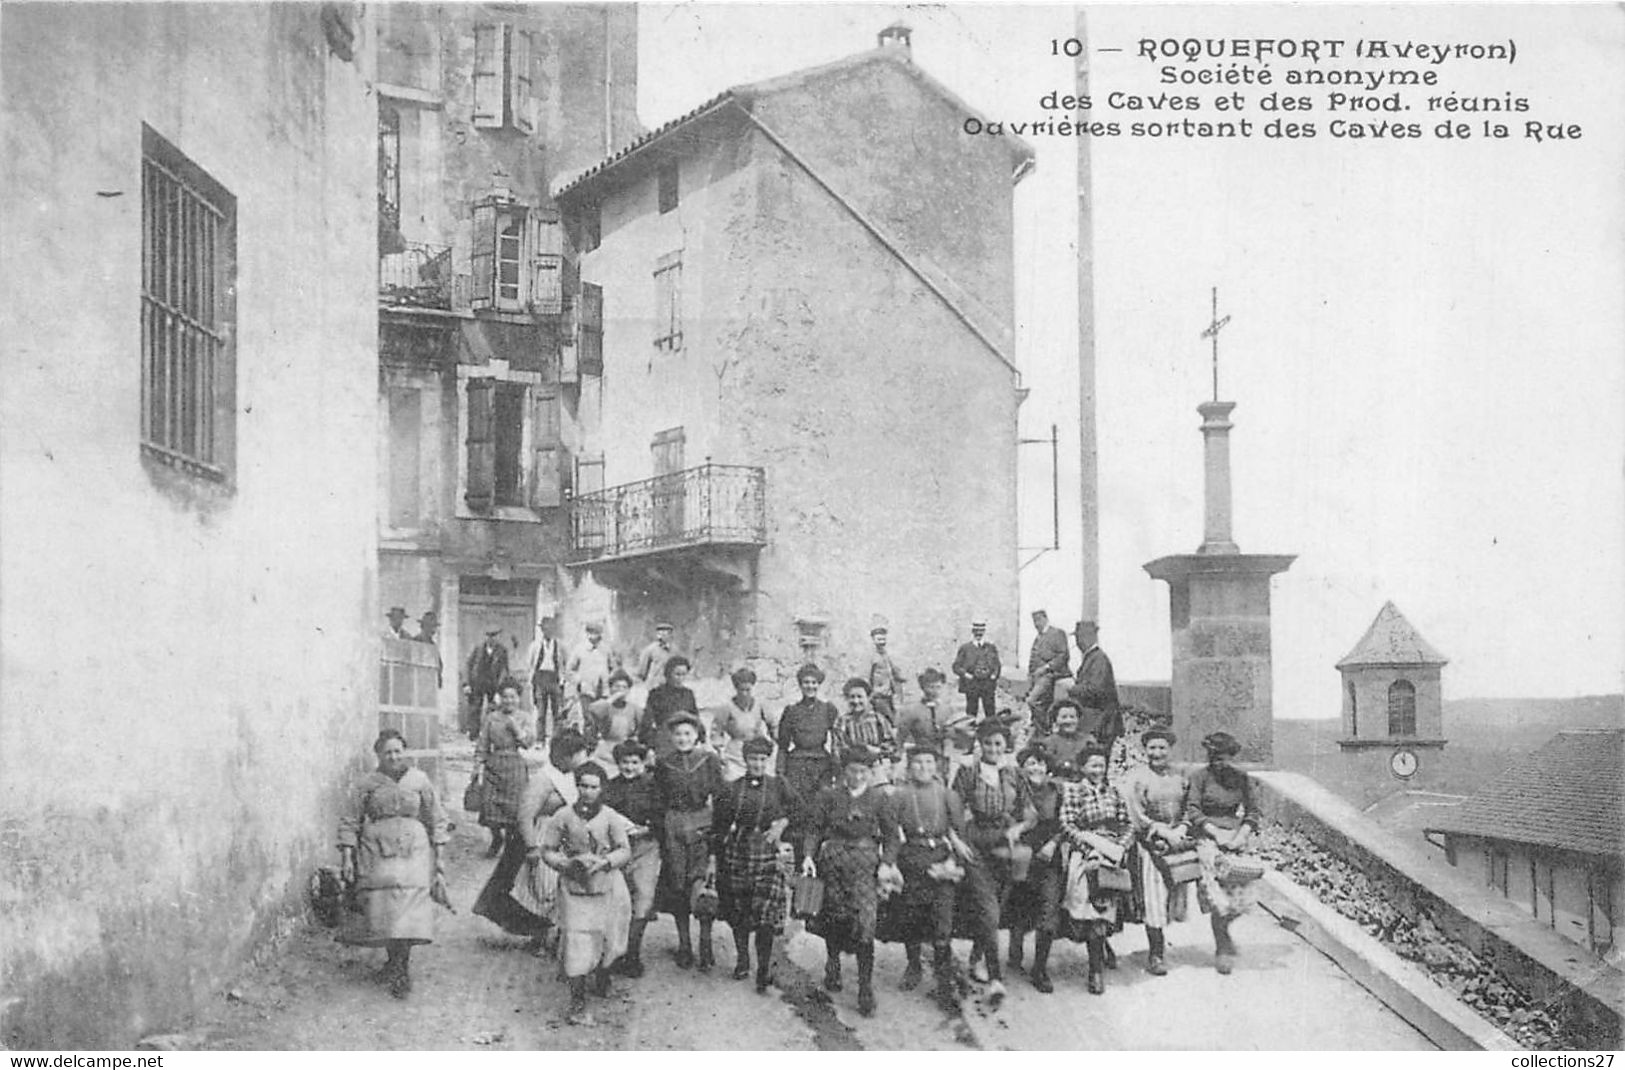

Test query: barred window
[653,251,682,351]
[141,125,236,480]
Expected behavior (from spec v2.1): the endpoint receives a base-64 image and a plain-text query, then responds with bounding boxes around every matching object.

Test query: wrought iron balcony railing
[379,242,470,311]
[569,464,766,562]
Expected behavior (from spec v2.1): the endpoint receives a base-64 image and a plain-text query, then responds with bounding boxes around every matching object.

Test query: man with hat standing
[636,622,678,688]
[951,617,1002,728]
[464,627,510,739]
[1065,620,1122,757]
[413,611,443,688]
[1024,609,1072,736]
[865,624,906,724]
[382,606,412,641]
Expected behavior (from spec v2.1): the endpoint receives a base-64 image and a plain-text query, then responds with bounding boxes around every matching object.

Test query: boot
[386,944,412,999]
[618,919,647,978]
[754,929,774,994]
[823,950,843,992]
[1146,928,1168,976]
[697,920,715,973]
[1212,914,1235,975]
[591,967,612,997]
[900,944,924,991]
[734,930,754,981]
[856,942,876,1017]
[487,827,504,858]
[1085,934,1106,995]
[931,942,955,1006]
[1007,931,1025,972]
[968,945,988,984]
[566,976,591,1025]
[1030,934,1054,994]
[674,915,694,969]
[1103,937,1118,970]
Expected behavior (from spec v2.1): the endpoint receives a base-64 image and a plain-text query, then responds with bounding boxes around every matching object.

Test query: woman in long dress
[475,680,534,857]
[950,721,1034,1006]
[1185,731,1259,975]
[654,712,724,970]
[775,664,840,859]
[712,667,772,782]
[1058,743,1135,995]
[1119,728,1191,976]
[803,743,889,1017]
[713,736,797,992]
[1004,746,1067,993]
[337,730,450,998]
[537,761,633,1026]
[641,657,700,764]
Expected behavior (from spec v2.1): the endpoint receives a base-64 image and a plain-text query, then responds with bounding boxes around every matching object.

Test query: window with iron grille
[653,251,682,351]
[379,104,402,251]
[657,160,679,214]
[141,125,236,481]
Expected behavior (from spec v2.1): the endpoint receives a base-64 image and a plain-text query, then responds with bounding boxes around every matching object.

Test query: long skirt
[341,816,435,946]
[1138,844,1191,929]
[655,808,713,915]
[1004,854,1063,935]
[557,872,632,978]
[809,839,879,953]
[950,858,1003,944]
[1061,848,1122,930]
[473,833,551,936]
[479,750,529,829]
[876,840,955,945]
[624,836,661,919]
[717,830,789,935]
[1195,839,1258,918]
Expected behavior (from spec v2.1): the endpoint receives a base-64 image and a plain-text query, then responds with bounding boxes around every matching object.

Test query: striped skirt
[1137,845,1190,929]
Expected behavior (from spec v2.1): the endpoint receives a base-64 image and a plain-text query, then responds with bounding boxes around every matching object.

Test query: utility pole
[1074,5,1099,625]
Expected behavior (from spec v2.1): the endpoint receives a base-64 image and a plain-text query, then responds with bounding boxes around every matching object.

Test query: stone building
[1425,730,1623,961]
[0,4,377,1047]
[373,4,639,708]
[1335,601,1450,788]
[552,26,1031,694]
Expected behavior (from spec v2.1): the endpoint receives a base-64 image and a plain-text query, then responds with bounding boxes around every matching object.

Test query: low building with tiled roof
[1425,729,1625,960]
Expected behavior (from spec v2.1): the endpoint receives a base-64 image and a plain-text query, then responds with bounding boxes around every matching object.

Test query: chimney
[878,22,912,56]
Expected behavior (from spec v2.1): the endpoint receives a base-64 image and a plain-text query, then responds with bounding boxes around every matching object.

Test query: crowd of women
[334,659,1265,1027]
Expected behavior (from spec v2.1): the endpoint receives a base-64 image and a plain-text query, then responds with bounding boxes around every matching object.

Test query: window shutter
[472,24,504,129]
[579,282,604,376]
[510,29,535,133]
[465,378,495,511]
[528,207,563,314]
[470,200,497,309]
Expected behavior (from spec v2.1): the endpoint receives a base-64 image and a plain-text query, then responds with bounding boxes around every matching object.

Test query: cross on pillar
[1198,286,1232,402]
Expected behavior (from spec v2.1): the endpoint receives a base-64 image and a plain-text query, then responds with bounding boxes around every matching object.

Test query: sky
[636,4,1625,718]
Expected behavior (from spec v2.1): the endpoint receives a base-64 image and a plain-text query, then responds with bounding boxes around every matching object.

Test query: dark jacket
[951,641,1001,694]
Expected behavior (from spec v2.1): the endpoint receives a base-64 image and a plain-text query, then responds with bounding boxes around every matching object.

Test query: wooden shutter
[510,29,535,133]
[470,199,497,310]
[532,391,563,509]
[472,24,504,128]
[465,378,495,511]
[528,207,563,314]
[575,452,605,495]
[579,282,604,376]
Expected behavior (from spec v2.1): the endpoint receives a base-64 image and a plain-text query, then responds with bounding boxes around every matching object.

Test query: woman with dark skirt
[642,657,700,764]
[713,737,797,992]
[1004,746,1068,993]
[803,743,890,1016]
[474,679,535,858]
[337,730,450,998]
[950,720,1034,1006]
[474,731,588,944]
[602,739,663,977]
[1185,731,1259,975]
[653,712,724,970]
[1058,743,1135,994]
[775,664,840,858]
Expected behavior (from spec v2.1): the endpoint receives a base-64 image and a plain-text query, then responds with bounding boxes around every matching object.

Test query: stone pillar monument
[1144,294,1294,764]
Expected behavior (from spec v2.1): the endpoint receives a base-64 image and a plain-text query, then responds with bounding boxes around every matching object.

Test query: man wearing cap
[951,618,1002,727]
[636,622,677,687]
[896,668,973,776]
[464,628,510,739]
[1063,621,1122,757]
[866,626,906,723]
[1024,610,1071,736]
[568,623,613,729]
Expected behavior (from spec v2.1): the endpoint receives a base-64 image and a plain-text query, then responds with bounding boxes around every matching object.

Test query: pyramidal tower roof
[1336,601,1449,669]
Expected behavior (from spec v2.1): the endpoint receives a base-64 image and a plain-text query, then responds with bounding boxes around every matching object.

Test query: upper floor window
[141,124,236,481]
[379,105,402,250]
[578,282,604,376]
[472,23,536,133]
[654,251,683,351]
[658,160,679,214]
[1347,679,1358,736]
[465,378,564,513]
[471,194,562,313]
[1388,679,1417,736]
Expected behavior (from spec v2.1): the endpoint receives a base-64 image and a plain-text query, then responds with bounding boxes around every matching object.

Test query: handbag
[1094,863,1133,892]
[1155,848,1202,885]
[791,873,826,919]
[462,775,485,813]
[691,871,719,919]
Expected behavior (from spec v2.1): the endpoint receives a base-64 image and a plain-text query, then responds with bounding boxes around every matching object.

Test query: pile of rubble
[1253,824,1585,1049]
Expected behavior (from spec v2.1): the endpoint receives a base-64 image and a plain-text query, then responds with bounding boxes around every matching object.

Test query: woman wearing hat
[950,720,1034,1004]
[1185,731,1258,975]
[712,737,797,992]
[1119,728,1192,976]
[1004,746,1068,992]
[653,711,724,970]
[803,743,892,1016]
[712,667,773,783]
[775,664,840,855]
[1058,743,1135,994]
[642,656,700,764]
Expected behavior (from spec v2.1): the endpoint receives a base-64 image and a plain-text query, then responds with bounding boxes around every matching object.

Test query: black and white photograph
[1,0,1621,1055]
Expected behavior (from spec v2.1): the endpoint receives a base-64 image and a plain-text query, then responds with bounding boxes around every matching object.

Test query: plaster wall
[0,4,377,1046]
[1342,666,1444,741]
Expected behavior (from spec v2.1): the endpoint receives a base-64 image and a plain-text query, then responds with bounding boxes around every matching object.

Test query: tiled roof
[1425,729,1625,858]
[1336,601,1449,668]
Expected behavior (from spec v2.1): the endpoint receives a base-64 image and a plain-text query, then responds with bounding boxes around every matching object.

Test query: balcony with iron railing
[379,242,470,312]
[568,464,766,571]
